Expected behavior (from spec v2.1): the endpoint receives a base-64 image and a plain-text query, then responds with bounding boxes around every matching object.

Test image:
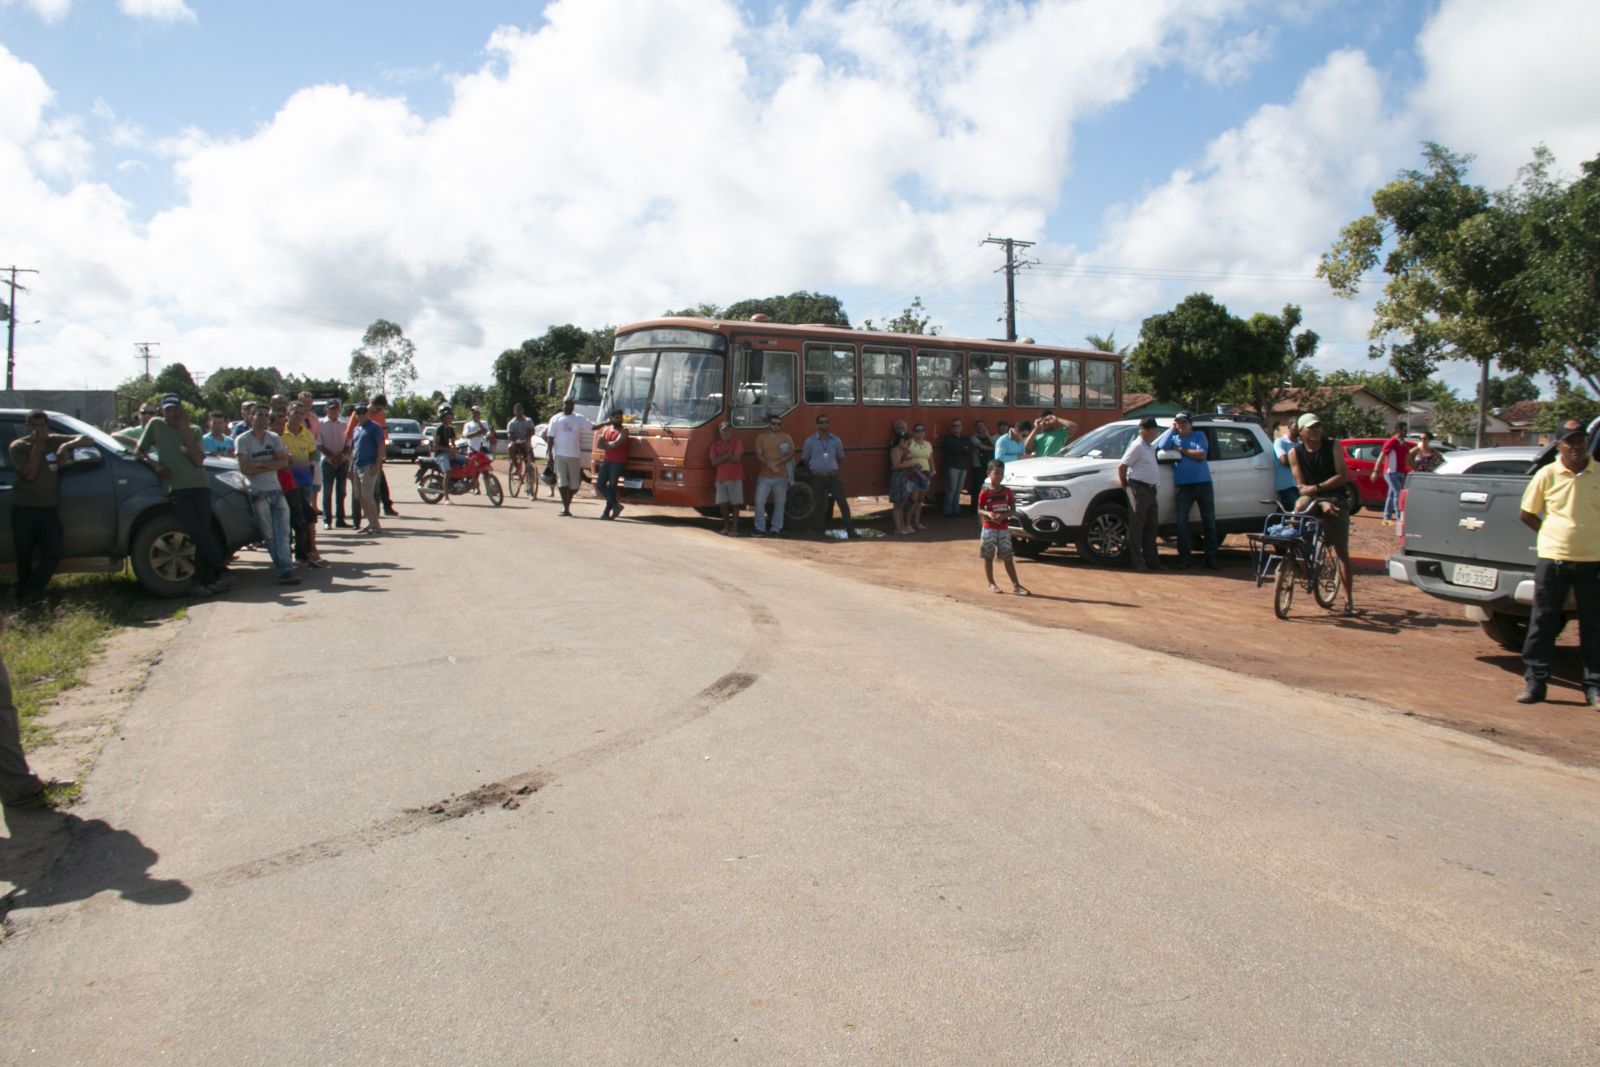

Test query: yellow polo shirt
[1521,460,1600,562]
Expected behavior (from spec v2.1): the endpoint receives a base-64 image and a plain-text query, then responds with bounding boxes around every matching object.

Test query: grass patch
[2,571,156,751]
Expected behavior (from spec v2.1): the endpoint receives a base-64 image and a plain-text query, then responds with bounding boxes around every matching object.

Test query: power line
[3,265,40,390]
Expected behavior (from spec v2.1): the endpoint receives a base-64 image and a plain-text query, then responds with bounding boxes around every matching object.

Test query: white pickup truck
[1002,415,1292,564]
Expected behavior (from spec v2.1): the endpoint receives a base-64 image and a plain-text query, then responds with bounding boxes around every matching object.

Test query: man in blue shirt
[351,403,387,534]
[800,414,853,534]
[1272,420,1299,512]
[1153,413,1217,569]
[993,420,1030,466]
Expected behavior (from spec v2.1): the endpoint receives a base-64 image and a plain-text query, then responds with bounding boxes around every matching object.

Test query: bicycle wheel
[508,463,525,498]
[1312,546,1341,609]
[1274,560,1295,619]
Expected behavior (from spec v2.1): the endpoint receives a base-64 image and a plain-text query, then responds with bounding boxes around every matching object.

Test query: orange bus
[594,317,1123,527]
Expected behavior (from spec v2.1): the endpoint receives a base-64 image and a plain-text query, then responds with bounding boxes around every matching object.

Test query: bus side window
[804,343,857,405]
[1014,356,1057,408]
[1060,358,1083,409]
[732,347,798,427]
[915,352,962,405]
[968,353,1009,406]
[862,347,910,405]
[1086,359,1118,409]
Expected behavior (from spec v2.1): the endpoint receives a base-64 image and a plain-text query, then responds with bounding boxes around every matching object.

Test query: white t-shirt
[463,419,491,452]
[234,430,285,493]
[1120,435,1159,485]
[546,413,595,459]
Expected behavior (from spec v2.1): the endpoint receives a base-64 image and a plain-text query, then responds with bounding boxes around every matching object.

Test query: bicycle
[1247,507,1342,619]
[507,442,532,498]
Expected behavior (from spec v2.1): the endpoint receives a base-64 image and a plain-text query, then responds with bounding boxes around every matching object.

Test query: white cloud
[1415,0,1600,184]
[117,0,196,22]
[0,0,71,24]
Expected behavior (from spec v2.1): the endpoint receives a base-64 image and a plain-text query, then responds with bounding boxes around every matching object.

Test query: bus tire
[783,480,818,529]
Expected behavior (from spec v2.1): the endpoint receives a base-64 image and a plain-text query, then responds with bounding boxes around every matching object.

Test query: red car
[1340,438,1391,507]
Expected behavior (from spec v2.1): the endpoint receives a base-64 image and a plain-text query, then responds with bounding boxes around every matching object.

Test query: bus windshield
[604,350,725,427]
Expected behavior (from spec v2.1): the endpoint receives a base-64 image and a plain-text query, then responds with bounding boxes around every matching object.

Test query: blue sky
[1,0,1595,397]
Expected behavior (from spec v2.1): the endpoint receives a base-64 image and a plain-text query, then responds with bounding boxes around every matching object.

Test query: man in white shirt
[316,399,351,528]
[1118,417,1163,571]
[544,398,595,516]
[462,406,494,456]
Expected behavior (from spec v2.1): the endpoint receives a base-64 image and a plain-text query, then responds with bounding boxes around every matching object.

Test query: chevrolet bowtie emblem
[1459,517,1485,531]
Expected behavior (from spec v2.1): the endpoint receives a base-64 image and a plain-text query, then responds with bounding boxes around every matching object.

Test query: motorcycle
[415,448,504,506]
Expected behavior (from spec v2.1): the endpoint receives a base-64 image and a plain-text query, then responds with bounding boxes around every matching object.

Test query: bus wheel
[784,481,818,529]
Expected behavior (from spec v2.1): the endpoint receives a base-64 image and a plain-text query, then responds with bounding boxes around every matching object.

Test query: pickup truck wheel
[1480,612,1529,652]
[130,513,199,598]
[1076,502,1130,566]
[1013,537,1048,558]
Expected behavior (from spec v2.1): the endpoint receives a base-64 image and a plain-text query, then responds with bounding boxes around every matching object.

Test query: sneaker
[208,574,237,593]
[190,582,217,598]
[1587,688,1600,710]
[323,522,332,531]
[335,520,352,528]
[383,508,400,517]
[1515,683,1547,705]
[277,573,302,586]
[1202,559,1219,570]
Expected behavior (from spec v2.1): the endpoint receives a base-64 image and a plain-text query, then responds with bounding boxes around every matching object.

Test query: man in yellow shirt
[1517,419,1600,706]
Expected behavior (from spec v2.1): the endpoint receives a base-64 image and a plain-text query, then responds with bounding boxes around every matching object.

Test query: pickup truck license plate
[1451,563,1498,590]
[623,478,643,489]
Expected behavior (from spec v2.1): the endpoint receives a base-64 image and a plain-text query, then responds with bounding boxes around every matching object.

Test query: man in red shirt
[708,421,744,536]
[977,460,1030,596]
[1373,424,1412,524]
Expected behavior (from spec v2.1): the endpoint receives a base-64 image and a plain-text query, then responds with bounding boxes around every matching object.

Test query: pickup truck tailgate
[1401,472,1537,567]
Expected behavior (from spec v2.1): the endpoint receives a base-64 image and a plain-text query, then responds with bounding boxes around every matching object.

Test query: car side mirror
[1156,449,1181,463]
[65,448,104,469]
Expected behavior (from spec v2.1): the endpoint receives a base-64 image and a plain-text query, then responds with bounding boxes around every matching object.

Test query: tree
[202,366,284,411]
[1128,293,1273,411]
[1222,305,1319,418]
[350,319,419,399]
[1307,394,1387,438]
[864,297,938,335]
[1532,383,1600,434]
[666,291,850,326]
[487,323,616,424]
[283,374,348,402]
[146,362,205,409]
[1319,143,1542,446]
[1500,150,1600,396]
[1485,373,1540,408]
[449,384,487,410]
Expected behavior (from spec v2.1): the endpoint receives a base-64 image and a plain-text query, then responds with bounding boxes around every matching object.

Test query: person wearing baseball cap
[1153,412,1217,569]
[134,394,233,596]
[1288,411,1356,615]
[1517,419,1600,707]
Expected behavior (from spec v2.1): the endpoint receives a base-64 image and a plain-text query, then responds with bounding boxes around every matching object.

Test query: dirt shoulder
[628,498,1600,769]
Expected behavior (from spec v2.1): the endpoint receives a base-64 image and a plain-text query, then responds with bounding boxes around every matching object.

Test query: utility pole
[982,236,1034,342]
[3,266,39,390]
[134,341,161,380]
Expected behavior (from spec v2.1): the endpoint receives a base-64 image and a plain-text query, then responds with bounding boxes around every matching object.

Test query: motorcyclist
[433,407,461,505]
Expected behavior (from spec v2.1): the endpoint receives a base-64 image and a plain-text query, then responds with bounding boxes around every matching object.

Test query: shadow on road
[2,809,191,916]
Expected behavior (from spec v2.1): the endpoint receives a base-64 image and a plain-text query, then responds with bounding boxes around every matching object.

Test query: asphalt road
[3,490,1599,1064]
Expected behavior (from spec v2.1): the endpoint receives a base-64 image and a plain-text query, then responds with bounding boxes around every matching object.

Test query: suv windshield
[1062,422,1137,460]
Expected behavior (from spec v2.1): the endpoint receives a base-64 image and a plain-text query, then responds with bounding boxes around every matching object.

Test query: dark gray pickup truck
[1388,439,1583,650]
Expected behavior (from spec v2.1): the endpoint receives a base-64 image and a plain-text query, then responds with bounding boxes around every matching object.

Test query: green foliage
[386,395,440,422]
[283,374,348,402]
[864,297,938,335]
[1485,373,1540,408]
[1222,305,1319,416]
[148,362,204,408]
[489,324,615,424]
[449,384,487,410]
[350,319,419,399]
[1128,293,1278,411]
[667,291,851,327]
[1501,150,1600,394]
[1306,394,1387,438]
[202,366,285,411]
[1532,384,1600,433]
[1428,393,1477,439]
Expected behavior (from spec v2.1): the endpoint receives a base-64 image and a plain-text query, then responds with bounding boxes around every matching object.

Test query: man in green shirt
[1024,410,1077,458]
[134,394,233,596]
[112,403,157,448]
[8,411,93,606]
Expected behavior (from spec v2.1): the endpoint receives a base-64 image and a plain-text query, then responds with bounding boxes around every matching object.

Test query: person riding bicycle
[506,403,535,482]
[1287,412,1355,616]
[433,407,462,503]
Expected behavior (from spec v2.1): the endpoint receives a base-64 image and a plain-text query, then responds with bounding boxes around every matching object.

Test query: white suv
[1002,416,1282,564]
